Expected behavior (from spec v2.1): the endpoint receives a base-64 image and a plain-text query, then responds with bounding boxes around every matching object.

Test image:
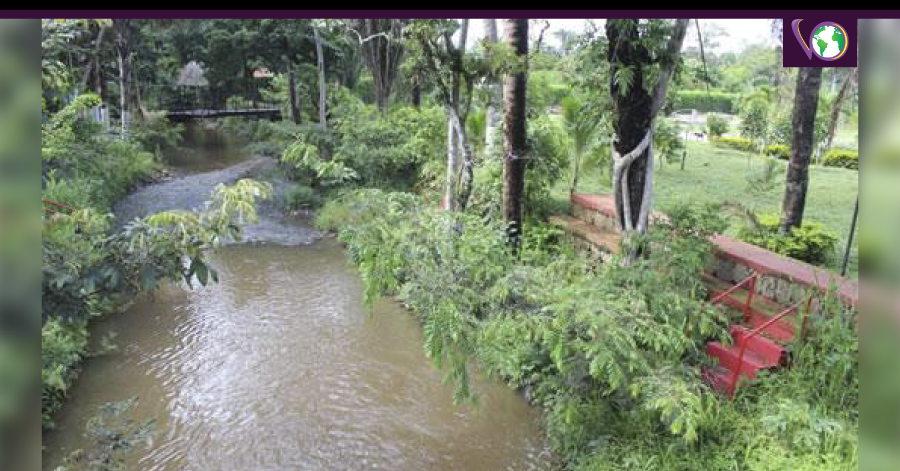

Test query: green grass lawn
[551,141,859,277]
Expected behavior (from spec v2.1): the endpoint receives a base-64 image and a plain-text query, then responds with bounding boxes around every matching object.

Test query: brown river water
[41,125,551,471]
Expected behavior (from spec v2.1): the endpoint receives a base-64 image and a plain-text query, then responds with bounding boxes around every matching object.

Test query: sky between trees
[459,18,777,54]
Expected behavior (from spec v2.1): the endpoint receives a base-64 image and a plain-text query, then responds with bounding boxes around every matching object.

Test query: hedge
[674,90,738,114]
[764,144,791,160]
[711,136,755,153]
[822,148,859,170]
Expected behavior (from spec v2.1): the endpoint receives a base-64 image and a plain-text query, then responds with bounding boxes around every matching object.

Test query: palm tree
[561,96,600,194]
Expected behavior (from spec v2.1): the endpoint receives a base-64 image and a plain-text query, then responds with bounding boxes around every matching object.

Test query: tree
[561,95,600,194]
[405,20,479,211]
[313,22,327,130]
[823,67,858,155]
[112,19,141,133]
[740,97,770,153]
[350,19,407,111]
[445,19,469,210]
[286,62,302,123]
[78,22,110,97]
[780,66,823,234]
[502,19,528,248]
[483,19,502,157]
[607,19,689,234]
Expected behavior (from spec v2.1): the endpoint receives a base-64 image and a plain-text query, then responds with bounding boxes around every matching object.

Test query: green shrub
[674,90,738,113]
[768,113,793,146]
[324,91,445,189]
[822,148,858,170]
[42,96,160,211]
[740,97,769,147]
[654,118,685,166]
[466,115,568,219]
[529,70,570,111]
[765,144,791,160]
[737,214,839,265]
[218,116,262,145]
[42,319,89,429]
[285,184,319,209]
[712,136,756,153]
[706,113,730,138]
[129,113,184,156]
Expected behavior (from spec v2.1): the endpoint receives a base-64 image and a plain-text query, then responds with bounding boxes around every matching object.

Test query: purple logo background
[783,18,857,67]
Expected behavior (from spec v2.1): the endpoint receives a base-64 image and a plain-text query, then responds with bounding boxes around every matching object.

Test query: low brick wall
[569,193,859,312]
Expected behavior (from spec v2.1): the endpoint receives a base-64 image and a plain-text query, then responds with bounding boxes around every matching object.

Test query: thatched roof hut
[175,61,209,87]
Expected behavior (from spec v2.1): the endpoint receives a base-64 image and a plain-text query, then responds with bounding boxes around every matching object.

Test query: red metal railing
[711,272,759,322]
[42,198,75,215]
[709,271,819,397]
[725,294,814,397]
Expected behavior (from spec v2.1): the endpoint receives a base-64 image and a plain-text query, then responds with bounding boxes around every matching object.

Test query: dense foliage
[316,189,856,470]
[41,96,271,430]
[706,113,729,138]
[42,94,159,210]
[36,17,860,471]
[278,92,446,192]
[738,213,839,265]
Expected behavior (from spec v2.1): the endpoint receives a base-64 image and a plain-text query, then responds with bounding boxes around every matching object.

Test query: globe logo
[790,20,850,62]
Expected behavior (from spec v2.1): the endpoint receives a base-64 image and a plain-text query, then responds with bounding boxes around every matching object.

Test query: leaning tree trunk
[823,67,857,156]
[501,19,528,248]
[781,66,824,234]
[79,23,108,94]
[484,19,502,157]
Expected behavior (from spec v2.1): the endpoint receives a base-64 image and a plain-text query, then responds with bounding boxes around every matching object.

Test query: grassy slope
[551,141,859,276]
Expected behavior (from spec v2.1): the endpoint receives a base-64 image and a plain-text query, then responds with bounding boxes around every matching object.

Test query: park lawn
[551,141,859,277]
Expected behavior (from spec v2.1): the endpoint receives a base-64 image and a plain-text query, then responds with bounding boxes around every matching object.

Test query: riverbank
[314,188,858,471]
[44,137,550,470]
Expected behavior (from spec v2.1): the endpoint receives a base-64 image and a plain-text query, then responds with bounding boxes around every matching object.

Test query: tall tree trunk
[113,20,136,134]
[287,62,301,124]
[129,53,143,121]
[607,19,653,231]
[780,67,824,234]
[117,49,129,135]
[484,19,502,157]
[823,67,857,156]
[502,19,528,248]
[411,73,421,108]
[314,25,327,131]
[607,19,687,234]
[444,121,458,210]
[442,19,468,211]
